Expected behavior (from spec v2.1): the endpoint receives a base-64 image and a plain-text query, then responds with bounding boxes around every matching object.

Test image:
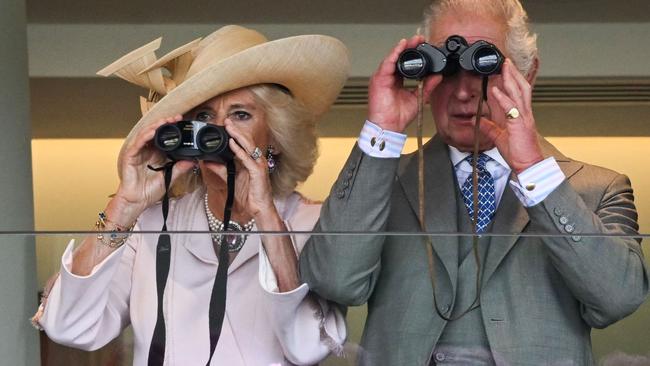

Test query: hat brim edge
[127,34,350,142]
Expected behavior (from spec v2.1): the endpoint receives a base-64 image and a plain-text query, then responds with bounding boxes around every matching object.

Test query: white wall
[0,0,40,364]
[27,23,650,78]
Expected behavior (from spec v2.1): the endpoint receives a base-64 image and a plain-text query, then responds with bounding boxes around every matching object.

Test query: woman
[33,25,350,365]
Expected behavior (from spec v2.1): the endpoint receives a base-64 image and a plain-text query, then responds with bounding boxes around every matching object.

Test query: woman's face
[183,87,272,187]
[183,87,272,161]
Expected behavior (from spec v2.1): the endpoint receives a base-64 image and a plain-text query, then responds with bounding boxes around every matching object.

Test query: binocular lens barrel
[397,50,428,79]
[396,36,503,79]
[154,124,182,151]
[196,125,226,153]
[152,121,233,162]
[472,46,501,75]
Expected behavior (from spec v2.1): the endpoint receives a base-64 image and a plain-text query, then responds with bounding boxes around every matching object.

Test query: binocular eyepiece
[154,121,234,163]
[396,35,504,79]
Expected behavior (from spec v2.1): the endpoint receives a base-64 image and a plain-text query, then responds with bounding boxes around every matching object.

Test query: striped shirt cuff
[358,120,407,158]
[509,157,565,207]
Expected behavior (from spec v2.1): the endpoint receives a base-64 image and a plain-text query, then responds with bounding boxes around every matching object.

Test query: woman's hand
[110,115,194,226]
[203,119,276,220]
[225,121,301,290]
[203,118,300,291]
[227,118,276,218]
[71,115,194,275]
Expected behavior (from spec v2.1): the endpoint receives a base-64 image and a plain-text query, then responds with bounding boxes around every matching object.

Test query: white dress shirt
[358,120,565,207]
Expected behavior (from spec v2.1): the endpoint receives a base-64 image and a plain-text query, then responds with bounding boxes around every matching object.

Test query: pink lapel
[178,188,267,274]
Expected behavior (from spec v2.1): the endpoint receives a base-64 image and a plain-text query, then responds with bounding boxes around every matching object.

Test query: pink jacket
[38,189,346,365]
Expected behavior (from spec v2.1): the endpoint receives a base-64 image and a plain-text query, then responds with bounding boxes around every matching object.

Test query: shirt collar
[448,145,510,171]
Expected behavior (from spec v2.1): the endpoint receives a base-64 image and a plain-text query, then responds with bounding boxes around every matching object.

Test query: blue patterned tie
[461,153,496,233]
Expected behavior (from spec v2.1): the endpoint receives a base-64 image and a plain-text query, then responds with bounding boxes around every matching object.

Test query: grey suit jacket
[300,135,649,366]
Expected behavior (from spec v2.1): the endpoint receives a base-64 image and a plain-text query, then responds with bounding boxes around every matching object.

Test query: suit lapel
[482,185,529,284]
[398,135,459,287]
[228,195,292,274]
[227,229,260,274]
[482,136,583,284]
[177,189,219,265]
[181,189,259,274]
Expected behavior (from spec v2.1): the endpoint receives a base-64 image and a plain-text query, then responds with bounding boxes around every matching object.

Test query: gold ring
[506,107,520,119]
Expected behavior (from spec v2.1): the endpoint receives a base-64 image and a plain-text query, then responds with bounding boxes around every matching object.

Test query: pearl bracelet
[95,211,135,248]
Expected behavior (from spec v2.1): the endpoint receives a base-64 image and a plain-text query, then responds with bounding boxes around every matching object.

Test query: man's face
[428,11,508,152]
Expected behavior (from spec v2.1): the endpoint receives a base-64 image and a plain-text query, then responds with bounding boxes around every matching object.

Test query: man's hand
[368,35,442,133]
[480,59,544,174]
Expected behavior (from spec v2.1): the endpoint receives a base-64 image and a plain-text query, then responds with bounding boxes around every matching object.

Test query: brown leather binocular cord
[418,77,487,321]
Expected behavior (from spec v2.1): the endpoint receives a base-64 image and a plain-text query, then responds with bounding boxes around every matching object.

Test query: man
[300,0,649,365]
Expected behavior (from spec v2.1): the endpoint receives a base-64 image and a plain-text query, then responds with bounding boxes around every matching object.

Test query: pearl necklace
[204,193,255,252]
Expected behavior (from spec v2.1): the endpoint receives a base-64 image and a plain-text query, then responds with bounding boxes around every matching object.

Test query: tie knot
[465,153,490,170]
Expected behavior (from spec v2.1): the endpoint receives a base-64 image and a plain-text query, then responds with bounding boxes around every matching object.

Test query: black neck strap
[205,159,235,366]
[146,160,236,366]
[426,75,490,322]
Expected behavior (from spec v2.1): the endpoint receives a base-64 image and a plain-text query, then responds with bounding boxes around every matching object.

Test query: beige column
[0,0,39,364]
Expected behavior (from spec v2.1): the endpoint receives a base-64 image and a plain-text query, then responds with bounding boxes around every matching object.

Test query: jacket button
[565,224,575,233]
[554,207,563,216]
[435,352,446,362]
[336,189,345,199]
[572,235,582,242]
[559,216,569,225]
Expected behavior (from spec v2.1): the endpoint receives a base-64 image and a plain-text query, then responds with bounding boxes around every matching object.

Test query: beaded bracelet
[95,211,135,248]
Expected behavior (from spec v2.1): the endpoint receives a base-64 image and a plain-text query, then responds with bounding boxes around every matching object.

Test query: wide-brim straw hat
[97,25,350,150]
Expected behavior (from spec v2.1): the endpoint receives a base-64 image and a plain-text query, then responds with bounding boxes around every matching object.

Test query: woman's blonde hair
[421,0,538,77]
[169,84,319,198]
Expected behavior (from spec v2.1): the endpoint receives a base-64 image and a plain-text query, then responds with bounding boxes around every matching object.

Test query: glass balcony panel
[4,232,645,365]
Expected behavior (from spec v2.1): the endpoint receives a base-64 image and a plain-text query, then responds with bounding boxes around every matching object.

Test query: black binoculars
[396,35,504,79]
[154,121,234,163]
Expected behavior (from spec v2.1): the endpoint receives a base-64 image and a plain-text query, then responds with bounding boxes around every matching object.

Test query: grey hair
[170,84,318,198]
[421,0,538,76]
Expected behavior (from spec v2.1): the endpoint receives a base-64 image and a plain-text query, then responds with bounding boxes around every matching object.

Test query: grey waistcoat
[430,190,495,365]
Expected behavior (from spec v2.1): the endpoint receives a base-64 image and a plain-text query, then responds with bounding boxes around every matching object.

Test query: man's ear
[526,57,540,86]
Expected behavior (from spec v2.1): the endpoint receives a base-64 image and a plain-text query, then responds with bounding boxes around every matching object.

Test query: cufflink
[370,137,376,147]
[525,183,536,191]
[379,140,386,151]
